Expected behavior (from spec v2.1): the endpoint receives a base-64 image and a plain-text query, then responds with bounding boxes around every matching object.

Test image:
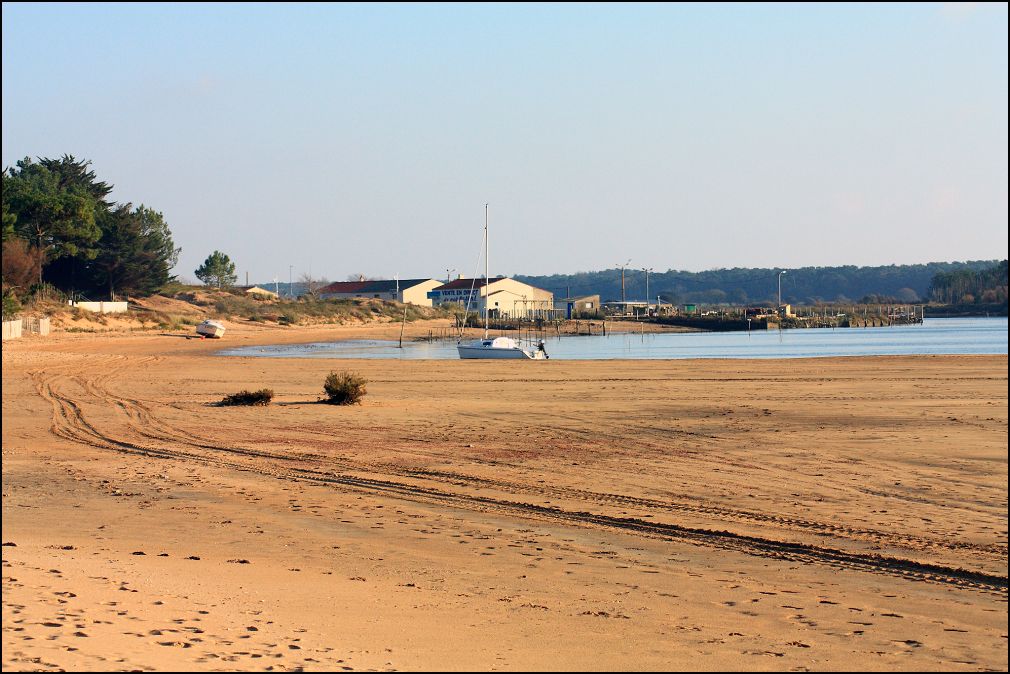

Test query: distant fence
[23,316,51,336]
[2,316,52,341]
[70,300,128,314]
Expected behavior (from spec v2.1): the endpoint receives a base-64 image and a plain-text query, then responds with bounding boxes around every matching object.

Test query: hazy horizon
[3,3,1007,284]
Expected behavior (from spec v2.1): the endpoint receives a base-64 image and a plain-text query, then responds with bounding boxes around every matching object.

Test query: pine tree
[195,250,237,289]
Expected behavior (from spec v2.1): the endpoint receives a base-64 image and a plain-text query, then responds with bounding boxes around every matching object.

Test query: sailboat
[457,205,547,360]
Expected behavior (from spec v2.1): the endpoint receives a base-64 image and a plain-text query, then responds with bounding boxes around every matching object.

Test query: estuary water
[219,317,1007,361]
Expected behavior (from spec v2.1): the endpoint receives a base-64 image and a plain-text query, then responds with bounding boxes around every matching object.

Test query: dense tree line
[929,260,1008,305]
[2,155,179,302]
[517,260,1003,307]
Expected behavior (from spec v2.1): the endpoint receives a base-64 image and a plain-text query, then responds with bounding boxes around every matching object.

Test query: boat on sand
[195,319,226,339]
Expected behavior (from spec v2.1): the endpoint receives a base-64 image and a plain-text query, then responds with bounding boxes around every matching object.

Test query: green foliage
[1,201,16,242]
[929,260,1008,305]
[212,294,259,318]
[3,155,180,299]
[322,371,367,405]
[517,261,1002,307]
[37,155,113,204]
[2,291,21,318]
[88,204,180,299]
[195,250,237,289]
[217,389,274,406]
[26,282,65,305]
[2,157,102,273]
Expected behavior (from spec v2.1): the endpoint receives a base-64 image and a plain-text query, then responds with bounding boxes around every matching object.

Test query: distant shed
[240,285,279,299]
[556,295,601,318]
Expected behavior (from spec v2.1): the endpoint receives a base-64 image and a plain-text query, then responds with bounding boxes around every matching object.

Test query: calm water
[219,317,1007,360]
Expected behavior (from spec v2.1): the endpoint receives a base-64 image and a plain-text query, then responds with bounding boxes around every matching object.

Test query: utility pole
[617,259,631,309]
[643,267,653,311]
[289,265,294,299]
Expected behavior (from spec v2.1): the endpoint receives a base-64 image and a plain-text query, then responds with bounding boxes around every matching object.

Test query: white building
[428,277,554,319]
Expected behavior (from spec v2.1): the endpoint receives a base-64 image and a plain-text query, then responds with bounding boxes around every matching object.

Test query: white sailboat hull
[457,343,541,359]
[457,336,546,360]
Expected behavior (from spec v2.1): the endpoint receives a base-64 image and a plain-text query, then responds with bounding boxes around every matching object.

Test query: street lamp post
[446,268,455,284]
[777,270,787,311]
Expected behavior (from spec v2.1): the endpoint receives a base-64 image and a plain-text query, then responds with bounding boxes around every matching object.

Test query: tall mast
[484,203,489,339]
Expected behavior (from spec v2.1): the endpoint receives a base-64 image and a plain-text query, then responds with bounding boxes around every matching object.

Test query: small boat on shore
[196,319,226,339]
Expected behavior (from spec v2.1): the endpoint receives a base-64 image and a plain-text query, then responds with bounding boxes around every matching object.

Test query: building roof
[240,285,278,296]
[432,276,507,291]
[557,295,600,302]
[318,279,436,295]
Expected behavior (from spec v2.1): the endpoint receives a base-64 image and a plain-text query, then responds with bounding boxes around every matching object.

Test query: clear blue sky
[3,2,1007,284]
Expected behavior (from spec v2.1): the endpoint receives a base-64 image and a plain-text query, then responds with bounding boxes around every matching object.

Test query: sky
[2,2,1007,284]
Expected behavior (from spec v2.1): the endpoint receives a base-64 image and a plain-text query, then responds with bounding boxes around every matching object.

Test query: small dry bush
[218,389,274,406]
[322,371,367,405]
[1,239,44,289]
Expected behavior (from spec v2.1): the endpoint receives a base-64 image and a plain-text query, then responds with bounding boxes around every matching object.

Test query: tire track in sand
[29,363,1009,596]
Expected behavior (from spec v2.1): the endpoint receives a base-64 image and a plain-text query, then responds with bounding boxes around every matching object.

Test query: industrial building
[428,276,554,319]
[556,295,601,318]
[317,278,443,306]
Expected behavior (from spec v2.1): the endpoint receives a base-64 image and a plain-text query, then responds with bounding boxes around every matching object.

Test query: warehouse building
[317,278,443,306]
[428,277,554,319]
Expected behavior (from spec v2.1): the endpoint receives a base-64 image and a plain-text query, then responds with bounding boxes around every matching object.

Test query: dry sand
[2,319,1007,671]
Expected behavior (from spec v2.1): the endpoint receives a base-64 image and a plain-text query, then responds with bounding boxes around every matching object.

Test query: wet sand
[2,320,1007,671]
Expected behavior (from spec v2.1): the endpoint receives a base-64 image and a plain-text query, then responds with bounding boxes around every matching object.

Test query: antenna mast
[484,203,489,339]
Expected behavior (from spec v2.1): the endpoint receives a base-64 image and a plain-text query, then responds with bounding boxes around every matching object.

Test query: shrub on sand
[218,389,274,406]
[322,371,367,405]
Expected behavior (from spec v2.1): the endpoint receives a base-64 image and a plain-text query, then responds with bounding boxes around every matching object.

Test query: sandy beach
[2,319,1007,671]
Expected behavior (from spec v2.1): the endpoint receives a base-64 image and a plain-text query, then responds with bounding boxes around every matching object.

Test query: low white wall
[70,301,129,314]
[2,319,22,341]
[3,317,53,340]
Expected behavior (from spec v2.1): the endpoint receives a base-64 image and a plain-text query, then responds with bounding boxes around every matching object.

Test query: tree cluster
[2,155,179,301]
[929,260,1008,305]
[517,260,1002,307]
